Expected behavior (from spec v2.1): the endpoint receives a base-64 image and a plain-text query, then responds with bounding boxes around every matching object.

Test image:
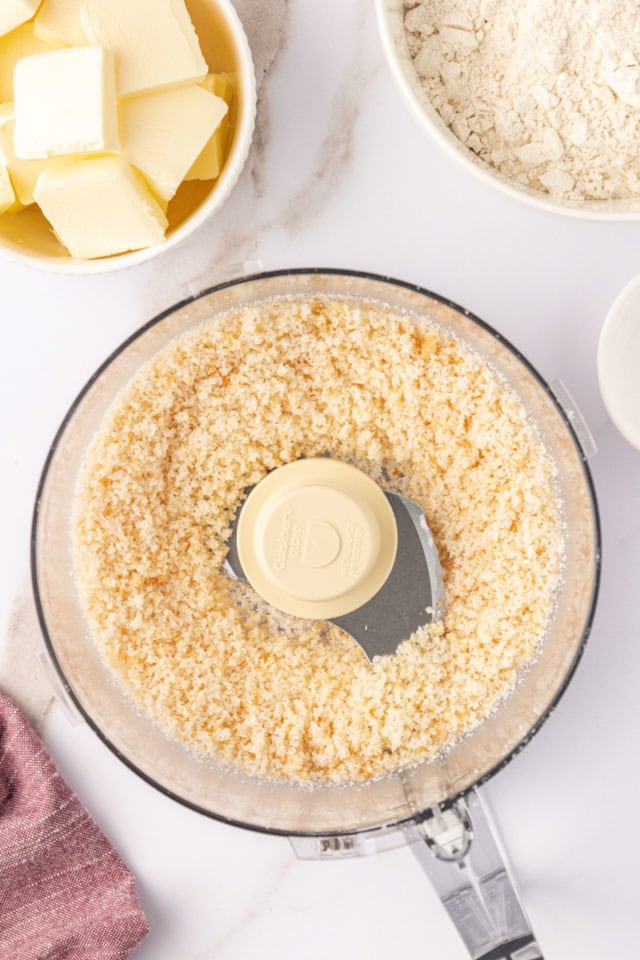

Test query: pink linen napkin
[0,690,148,960]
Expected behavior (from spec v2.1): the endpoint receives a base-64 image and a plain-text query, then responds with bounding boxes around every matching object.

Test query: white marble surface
[1,1,639,957]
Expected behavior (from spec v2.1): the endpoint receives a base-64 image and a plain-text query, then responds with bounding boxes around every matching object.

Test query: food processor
[32,269,601,960]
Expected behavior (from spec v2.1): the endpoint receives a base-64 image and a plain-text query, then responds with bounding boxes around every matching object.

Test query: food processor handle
[410,788,544,959]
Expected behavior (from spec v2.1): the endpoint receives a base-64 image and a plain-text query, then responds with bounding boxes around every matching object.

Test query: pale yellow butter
[81,0,207,97]
[0,109,76,206]
[200,74,233,99]
[0,164,16,215]
[14,46,119,160]
[0,0,42,40]
[35,0,88,46]
[120,85,227,201]
[186,74,232,182]
[34,156,168,259]
[0,23,61,103]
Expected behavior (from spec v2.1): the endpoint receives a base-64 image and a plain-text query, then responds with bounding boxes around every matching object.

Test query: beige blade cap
[236,459,398,620]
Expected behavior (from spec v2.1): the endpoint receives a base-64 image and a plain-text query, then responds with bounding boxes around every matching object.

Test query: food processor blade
[223,480,445,662]
[331,491,445,659]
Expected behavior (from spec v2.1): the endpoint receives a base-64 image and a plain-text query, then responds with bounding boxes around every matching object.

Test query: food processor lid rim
[30,266,603,839]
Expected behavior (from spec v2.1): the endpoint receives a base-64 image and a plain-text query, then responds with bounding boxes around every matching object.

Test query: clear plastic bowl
[31,269,601,836]
[376,0,640,221]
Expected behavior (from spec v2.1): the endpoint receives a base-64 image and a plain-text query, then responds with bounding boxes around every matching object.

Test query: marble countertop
[1,1,639,957]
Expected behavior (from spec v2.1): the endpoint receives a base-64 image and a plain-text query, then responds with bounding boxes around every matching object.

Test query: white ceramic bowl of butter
[0,0,256,273]
[375,0,640,222]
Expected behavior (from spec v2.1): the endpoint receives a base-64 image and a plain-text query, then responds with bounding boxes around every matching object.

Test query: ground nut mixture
[405,0,640,200]
[74,297,562,783]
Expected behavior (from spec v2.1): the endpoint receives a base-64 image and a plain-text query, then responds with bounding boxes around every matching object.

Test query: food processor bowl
[33,270,600,958]
[32,269,600,838]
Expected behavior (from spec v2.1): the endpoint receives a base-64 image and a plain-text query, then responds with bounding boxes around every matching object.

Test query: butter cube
[81,0,207,97]
[14,46,119,159]
[35,0,87,46]
[0,0,42,40]
[0,23,61,103]
[0,108,72,205]
[34,156,168,259]
[120,85,227,201]
[186,74,232,181]
[0,112,38,204]
[202,73,233,100]
[0,164,16,214]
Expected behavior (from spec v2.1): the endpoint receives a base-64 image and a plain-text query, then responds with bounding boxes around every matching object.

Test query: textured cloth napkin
[0,690,148,960]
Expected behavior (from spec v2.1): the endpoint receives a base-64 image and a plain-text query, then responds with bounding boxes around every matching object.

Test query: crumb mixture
[404,0,640,201]
[74,297,562,783]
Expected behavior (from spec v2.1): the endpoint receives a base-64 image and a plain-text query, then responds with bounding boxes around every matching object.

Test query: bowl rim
[597,273,640,450]
[375,0,640,223]
[0,0,257,275]
[31,267,602,837]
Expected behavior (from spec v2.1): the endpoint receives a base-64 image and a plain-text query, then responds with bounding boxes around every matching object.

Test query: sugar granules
[74,297,562,783]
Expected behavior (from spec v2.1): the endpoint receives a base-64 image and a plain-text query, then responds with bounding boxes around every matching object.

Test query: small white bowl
[0,0,256,274]
[375,0,640,222]
[598,275,640,450]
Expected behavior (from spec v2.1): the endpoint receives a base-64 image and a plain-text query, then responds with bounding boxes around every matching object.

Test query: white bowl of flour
[377,0,640,220]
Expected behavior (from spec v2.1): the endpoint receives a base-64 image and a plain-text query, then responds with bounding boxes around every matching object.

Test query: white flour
[404,0,640,200]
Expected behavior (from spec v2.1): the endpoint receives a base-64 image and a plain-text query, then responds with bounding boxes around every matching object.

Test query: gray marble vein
[199,0,377,268]
[192,858,295,959]
[234,0,291,199]
[281,3,375,231]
